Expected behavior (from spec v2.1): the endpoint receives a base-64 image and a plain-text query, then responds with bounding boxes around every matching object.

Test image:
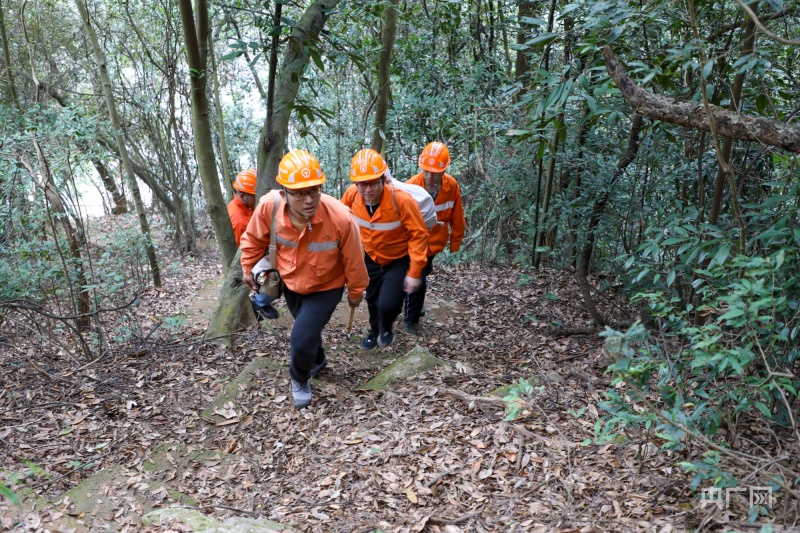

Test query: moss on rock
[358,346,451,391]
[141,508,295,532]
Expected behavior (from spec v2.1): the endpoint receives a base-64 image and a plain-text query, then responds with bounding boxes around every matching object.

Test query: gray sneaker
[291,378,312,408]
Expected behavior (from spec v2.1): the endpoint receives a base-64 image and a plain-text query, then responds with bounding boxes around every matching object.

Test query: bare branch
[603,46,800,154]
[733,0,800,46]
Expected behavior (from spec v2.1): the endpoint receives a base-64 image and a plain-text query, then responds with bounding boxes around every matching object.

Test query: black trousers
[404,255,434,324]
[364,254,410,334]
[284,286,344,381]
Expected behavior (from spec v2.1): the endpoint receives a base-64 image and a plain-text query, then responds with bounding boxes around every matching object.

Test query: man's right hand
[243,272,258,291]
[403,275,422,293]
[347,293,363,308]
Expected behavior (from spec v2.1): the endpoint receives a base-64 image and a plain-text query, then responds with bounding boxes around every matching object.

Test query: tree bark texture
[603,46,800,154]
[0,0,18,106]
[75,0,162,288]
[178,0,237,271]
[208,28,233,199]
[92,160,128,214]
[256,0,341,196]
[370,0,399,153]
[204,249,256,348]
[258,1,283,196]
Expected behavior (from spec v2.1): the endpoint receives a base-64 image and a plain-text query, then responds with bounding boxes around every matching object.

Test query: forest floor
[0,216,781,532]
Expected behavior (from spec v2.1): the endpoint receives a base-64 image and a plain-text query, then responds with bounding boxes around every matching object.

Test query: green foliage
[597,195,800,490]
[502,378,544,421]
[0,483,19,507]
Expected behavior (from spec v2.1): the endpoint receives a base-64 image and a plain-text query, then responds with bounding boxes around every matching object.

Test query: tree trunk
[256,0,341,196]
[75,0,161,288]
[20,151,92,331]
[208,27,234,200]
[534,112,564,267]
[92,159,128,214]
[562,106,590,268]
[256,0,283,196]
[178,0,237,271]
[497,0,512,77]
[577,114,645,326]
[603,46,800,154]
[708,11,757,225]
[370,0,399,153]
[0,0,17,106]
[204,249,256,345]
[513,1,535,102]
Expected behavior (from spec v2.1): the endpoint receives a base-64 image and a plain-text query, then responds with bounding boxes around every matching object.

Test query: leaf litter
[0,228,784,532]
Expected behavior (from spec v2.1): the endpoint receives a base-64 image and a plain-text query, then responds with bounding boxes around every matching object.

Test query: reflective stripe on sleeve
[308,240,339,252]
[435,201,455,212]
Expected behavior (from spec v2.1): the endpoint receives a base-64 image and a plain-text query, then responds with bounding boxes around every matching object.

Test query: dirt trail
[1,245,698,532]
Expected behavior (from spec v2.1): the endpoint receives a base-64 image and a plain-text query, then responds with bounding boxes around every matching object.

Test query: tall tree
[178,0,237,270]
[0,0,18,106]
[707,6,758,227]
[513,1,535,102]
[208,27,233,199]
[371,0,399,153]
[74,0,161,288]
[256,0,341,194]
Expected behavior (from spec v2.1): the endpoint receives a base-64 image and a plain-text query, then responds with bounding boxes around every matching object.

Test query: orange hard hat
[276,150,326,189]
[350,148,387,182]
[418,142,450,172]
[233,169,257,194]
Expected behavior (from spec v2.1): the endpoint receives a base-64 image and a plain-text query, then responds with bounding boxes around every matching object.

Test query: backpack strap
[268,190,281,269]
[388,181,401,216]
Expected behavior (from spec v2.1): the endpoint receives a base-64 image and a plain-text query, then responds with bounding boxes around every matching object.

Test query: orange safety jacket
[227,195,254,247]
[341,183,429,279]
[407,173,466,256]
[240,191,369,298]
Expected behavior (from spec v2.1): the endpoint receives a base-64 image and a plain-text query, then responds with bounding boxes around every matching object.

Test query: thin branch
[2,292,143,320]
[733,0,800,46]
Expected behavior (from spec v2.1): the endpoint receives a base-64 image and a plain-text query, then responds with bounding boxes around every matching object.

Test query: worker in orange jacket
[403,142,466,334]
[228,169,279,321]
[240,150,369,408]
[341,149,429,350]
[229,169,278,320]
[227,169,257,246]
